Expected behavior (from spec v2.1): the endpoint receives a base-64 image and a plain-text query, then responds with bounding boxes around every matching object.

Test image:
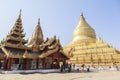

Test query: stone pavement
[0,70,120,80]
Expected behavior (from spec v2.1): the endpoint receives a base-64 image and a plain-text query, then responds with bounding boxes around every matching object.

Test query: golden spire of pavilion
[1,10,28,49]
[28,18,44,48]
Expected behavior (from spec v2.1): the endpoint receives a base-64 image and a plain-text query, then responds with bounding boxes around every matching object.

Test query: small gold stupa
[64,13,120,66]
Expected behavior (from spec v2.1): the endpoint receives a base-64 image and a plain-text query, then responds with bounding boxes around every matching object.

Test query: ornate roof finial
[38,18,40,25]
[19,9,22,18]
[20,9,22,15]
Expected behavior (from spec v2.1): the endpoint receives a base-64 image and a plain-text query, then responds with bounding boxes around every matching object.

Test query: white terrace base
[0,69,60,74]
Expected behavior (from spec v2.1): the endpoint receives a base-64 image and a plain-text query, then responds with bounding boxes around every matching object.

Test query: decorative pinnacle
[19,9,22,18]
[20,9,22,15]
[80,12,83,16]
[38,18,40,25]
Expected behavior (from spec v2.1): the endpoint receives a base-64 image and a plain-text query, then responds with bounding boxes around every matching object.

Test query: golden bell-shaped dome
[72,13,96,43]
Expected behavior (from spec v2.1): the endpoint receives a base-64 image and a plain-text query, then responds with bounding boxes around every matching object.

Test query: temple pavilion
[64,13,120,66]
[0,10,68,70]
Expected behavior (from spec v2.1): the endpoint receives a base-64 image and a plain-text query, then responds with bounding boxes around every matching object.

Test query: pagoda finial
[20,9,22,15]
[19,9,22,18]
[80,12,83,16]
[38,18,40,25]
[80,12,85,20]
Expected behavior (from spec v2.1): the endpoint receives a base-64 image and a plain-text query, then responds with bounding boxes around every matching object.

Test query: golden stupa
[64,13,120,66]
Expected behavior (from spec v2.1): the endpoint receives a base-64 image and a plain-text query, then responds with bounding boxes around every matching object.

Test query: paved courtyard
[0,70,120,80]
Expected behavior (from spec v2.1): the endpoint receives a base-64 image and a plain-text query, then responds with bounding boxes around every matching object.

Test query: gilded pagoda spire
[72,12,96,43]
[27,19,44,48]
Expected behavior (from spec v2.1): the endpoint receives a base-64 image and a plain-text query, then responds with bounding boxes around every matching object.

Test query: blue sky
[0,0,120,49]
